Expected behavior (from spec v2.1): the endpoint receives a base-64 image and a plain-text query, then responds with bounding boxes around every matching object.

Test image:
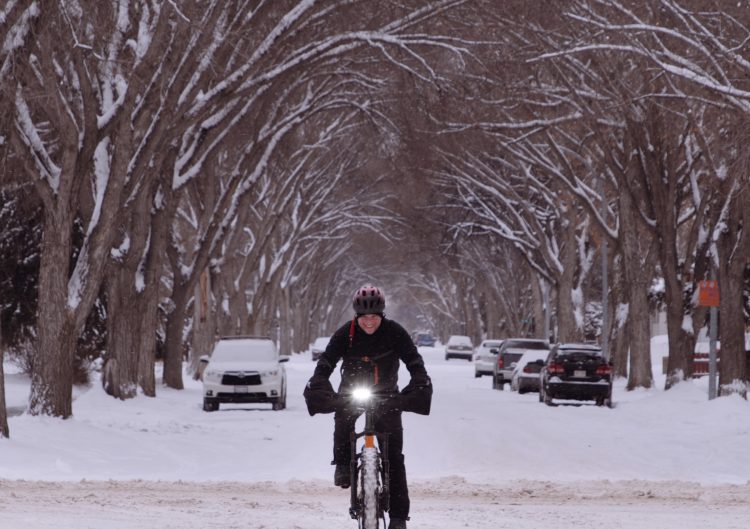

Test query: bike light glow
[352,387,372,402]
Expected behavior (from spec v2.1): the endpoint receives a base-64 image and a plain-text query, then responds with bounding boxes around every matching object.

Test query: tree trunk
[530,276,546,339]
[663,277,695,388]
[611,306,630,379]
[191,268,217,376]
[278,286,291,356]
[717,270,748,397]
[555,228,582,343]
[135,205,173,398]
[0,324,9,438]
[716,190,750,397]
[663,232,696,384]
[608,261,630,379]
[136,288,159,397]
[619,189,654,389]
[163,282,190,390]
[625,278,654,390]
[102,272,140,399]
[29,208,75,418]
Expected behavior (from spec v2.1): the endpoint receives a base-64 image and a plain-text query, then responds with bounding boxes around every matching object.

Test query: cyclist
[305,284,432,529]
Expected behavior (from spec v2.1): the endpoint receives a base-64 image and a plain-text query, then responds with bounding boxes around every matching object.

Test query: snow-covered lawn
[1,339,749,528]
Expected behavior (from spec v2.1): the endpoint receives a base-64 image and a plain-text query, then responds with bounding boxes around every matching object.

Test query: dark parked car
[539,343,613,407]
[414,332,437,347]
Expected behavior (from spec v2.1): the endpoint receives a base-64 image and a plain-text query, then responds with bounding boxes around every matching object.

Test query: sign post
[698,280,719,400]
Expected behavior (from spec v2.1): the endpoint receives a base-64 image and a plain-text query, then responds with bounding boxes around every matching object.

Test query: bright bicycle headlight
[352,387,372,402]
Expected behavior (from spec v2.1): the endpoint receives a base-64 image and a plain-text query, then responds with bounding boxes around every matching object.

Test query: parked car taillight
[497,357,504,369]
[548,364,565,375]
[596,364,612,376]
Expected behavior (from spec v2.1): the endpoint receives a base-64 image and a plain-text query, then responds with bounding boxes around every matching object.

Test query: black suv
[539,343,613,407]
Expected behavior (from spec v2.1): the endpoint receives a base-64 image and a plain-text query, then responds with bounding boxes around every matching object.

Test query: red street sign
[698,280,720,307]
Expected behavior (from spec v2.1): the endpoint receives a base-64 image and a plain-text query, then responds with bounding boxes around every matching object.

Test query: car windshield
[448,336,472,346]
[505,340,548,350]
[211,340,277,362]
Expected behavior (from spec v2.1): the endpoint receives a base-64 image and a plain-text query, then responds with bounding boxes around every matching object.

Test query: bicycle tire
[359,446,382,529]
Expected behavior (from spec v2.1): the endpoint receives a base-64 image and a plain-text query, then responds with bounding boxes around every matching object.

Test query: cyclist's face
[357,314,382,335]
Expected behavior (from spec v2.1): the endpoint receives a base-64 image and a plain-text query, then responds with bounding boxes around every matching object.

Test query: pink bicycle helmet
[352,285,385,315]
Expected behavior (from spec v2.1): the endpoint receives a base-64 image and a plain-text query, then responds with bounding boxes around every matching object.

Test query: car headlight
[205,369,221,378]
[264,369,279,377]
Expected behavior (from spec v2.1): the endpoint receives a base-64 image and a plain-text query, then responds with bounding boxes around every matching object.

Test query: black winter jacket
[313,317,428,395]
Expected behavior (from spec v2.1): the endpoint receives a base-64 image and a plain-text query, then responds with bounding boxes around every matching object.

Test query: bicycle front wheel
[359,446,382,529]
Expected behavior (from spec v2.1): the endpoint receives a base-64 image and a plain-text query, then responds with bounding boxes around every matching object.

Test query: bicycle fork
[349,429,390,520]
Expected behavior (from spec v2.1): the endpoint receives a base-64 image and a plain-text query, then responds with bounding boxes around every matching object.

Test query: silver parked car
[444,335,474,361]
[492,338,550,390]
[474,339,505,378]
[510,348,550,393]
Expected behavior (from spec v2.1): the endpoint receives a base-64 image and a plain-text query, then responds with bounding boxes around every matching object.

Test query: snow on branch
[14,88,61,192]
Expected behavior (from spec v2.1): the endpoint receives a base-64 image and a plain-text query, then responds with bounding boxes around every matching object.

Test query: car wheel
[203,398,219,412]
[474,371,481,378]
[272,384,287,411]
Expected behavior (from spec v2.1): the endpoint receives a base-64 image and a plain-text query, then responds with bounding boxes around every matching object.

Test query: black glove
[402,372,431,393]
[303,375,339,416]
[306,375,328,389]
[400,373,432,415]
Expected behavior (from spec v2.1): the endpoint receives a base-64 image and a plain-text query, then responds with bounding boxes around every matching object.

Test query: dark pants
[333,407,409,520]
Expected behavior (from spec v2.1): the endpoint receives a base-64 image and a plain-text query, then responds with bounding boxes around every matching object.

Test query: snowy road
[3,343,750,528]
[2,478,750,529]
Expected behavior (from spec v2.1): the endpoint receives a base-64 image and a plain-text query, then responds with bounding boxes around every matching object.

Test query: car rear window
[212,340,277,362]
[505,340,548,350]
[557,352,603,362]
[448,336,472,346]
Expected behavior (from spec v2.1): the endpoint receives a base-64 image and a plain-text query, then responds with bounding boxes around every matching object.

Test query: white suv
[202,336,289,411]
